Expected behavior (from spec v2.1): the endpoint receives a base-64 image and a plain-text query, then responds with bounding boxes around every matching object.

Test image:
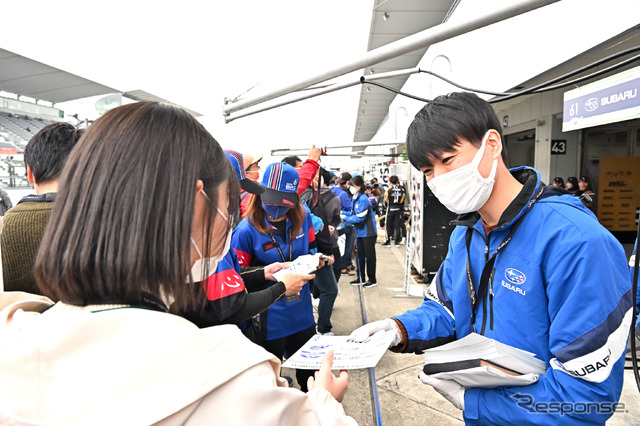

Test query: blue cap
[260,162,299,207]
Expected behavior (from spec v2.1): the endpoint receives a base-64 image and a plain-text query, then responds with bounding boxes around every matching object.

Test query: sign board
[597,157,640,232]
[550,139,567,155]
[408,165,424,274]
[563,65,640,132]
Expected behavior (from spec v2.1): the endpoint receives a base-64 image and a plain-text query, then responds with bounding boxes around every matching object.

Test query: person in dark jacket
[382,175,405,247]
[301,166,339,335]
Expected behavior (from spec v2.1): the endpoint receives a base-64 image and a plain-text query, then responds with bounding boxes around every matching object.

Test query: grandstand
[0,111,56,151]
[0,106,60,188]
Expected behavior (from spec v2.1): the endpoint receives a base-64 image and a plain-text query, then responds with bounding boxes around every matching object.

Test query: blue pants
[341,224,355,269]
[312,264,338,333]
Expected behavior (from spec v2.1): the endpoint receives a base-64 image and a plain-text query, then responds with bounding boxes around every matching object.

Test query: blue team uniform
[394,167,632,424]
[232,212,316,341]
[343,192,377,238]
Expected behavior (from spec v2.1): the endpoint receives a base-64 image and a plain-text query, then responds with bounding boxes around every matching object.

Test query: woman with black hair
[566,176,579,194]
[576,175,597,213]
[552,177,565,188]
[343,175,378,288]
[0,102,352,425]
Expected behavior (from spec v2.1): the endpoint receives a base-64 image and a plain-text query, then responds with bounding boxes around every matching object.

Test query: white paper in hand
[282,330,396,370]
[273,253,321,282]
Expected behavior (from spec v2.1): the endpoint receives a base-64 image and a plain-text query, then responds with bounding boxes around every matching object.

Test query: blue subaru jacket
[232,212,316,341]
[343,192,377,239]
[394,167,632,425]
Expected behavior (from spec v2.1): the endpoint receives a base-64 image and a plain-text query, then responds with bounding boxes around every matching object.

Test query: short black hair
[349,175,365,193]
[319,167,332,186]
[282,155,302,167]
[406,92,505,171]
[389,175,399,184]
[24,122,84,184]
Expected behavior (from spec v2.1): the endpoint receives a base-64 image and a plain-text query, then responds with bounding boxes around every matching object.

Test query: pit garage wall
[493,90,580,184]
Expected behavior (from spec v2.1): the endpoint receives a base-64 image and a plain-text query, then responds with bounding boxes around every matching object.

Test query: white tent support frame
[224,68,419,123]
[221,0,560,121]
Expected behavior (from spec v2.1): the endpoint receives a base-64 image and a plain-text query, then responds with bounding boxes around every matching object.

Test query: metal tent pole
[224,68,419,123]
[222,0,559,117]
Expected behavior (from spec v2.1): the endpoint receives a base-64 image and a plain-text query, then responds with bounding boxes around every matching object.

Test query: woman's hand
[264,262,292,281]
[307,349,349,402]
[281,272,314,296]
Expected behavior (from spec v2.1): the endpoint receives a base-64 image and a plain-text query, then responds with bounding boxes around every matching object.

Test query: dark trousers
[341,224,355,269]
[332,247,342,282]
[386,209,403,244]
[356,235,377,283]
[263,324,317,392]
[312,264,338,333]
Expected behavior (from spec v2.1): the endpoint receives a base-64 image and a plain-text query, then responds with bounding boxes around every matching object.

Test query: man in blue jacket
[349,92,632,424]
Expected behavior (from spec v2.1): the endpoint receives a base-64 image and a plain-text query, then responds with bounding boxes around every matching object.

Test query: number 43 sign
[551,139,567,155]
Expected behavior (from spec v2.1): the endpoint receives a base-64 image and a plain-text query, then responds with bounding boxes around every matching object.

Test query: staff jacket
[232,213,316,341]
[393,167,632,425]
[343,192,377,239]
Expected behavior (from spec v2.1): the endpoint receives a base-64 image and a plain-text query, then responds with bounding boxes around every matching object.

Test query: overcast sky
[2,0,372,162]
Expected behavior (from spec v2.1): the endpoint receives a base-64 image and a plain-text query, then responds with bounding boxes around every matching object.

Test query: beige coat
[0,292,355,425]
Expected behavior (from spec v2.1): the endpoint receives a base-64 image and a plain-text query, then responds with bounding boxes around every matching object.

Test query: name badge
[286,293,301,303]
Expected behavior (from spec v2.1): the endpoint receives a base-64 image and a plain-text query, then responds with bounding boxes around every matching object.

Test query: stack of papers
[422,333,547,388]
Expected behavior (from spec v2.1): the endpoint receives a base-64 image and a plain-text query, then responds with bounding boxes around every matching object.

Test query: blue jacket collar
[451,167,542,231]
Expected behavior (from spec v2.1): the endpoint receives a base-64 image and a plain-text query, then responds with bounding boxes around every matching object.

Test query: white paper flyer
[282,330,396,370]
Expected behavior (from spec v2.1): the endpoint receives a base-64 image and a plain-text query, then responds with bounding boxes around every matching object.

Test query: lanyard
[465,186,543,333]
[269,227,293,262]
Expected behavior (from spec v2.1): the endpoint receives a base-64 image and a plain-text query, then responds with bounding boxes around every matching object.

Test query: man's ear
[486,129,503,161]
[26,165,35,184]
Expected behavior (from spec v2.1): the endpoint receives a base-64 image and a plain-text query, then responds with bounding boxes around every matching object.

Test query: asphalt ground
[283,238,640,426]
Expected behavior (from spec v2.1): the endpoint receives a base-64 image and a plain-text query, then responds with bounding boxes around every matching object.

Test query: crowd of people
[0,93,635,424]
[551,174,597,213]
[0,104,409,423]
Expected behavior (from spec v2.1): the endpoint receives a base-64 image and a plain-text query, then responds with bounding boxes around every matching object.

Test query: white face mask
[189,195,232,282]
[427,131,498,214]
[349,186,356,196]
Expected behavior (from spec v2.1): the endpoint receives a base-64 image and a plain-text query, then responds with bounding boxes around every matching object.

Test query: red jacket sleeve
[296,159,320,195]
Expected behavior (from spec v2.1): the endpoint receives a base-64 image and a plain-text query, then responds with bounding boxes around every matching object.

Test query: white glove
[418,372,466,411]
[348,319,401,347]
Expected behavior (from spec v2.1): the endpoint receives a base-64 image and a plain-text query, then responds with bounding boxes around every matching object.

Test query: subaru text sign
[563,65,640,132]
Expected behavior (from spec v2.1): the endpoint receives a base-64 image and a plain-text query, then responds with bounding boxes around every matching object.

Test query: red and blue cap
[260,162,299,207]
[225,150,265,195]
